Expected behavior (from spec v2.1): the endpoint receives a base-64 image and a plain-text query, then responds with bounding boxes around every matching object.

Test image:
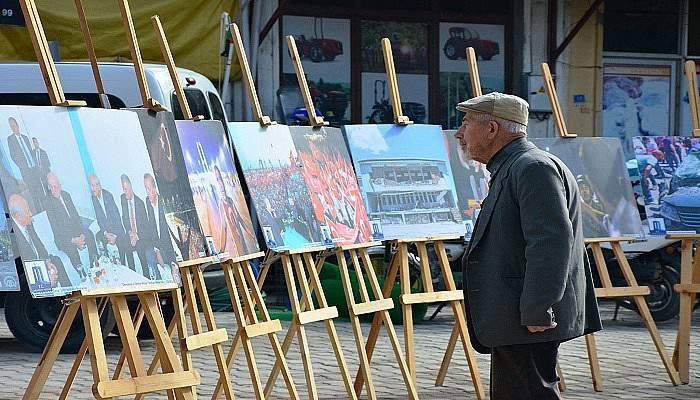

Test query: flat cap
[456,92,529,126]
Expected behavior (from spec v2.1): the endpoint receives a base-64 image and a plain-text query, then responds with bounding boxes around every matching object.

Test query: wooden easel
[355,38,485,400]
[20,2,198,399]
[541,62,680,390]
[668,234,700,384]
[668,61,700,385]
[208,23,299,400]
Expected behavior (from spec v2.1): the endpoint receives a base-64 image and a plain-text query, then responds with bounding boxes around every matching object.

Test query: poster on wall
[633,136,700,235]
[229,122,324,250]
[175,120,259,259]
[280,16,351,126]
[602,62,674,159]
[344,124,463,239]
[439,22,505,129]
[289,126,373,244]
[443,131,489,240]
[361,72,428,124]
[531,137,643,238]
[129,109,206,261]
[0,106,177,298]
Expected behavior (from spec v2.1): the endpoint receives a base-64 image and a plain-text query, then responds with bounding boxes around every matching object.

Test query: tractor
[294,17,343,63]
[367,80,426,124]
[443,27,499,61]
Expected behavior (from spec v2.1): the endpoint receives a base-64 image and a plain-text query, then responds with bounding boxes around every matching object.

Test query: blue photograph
[344,124,463,239]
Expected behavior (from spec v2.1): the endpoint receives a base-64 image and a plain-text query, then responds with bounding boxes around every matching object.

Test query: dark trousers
[490,340,561,400]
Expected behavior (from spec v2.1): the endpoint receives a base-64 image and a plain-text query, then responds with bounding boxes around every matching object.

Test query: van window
[0,93,126,109]
[171,89,211,120]
[208,91,227,123]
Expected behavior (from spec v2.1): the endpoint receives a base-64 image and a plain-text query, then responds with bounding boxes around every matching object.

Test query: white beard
[457,144,472,167]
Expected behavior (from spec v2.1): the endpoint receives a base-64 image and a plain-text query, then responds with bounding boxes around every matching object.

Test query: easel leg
[585,333,603,391]
[354,251,400,394]
[139,292,195,400]
[611,243,681,385]
[80,297,110,395]
[436,319,459,385]
[113,302,146,380]
[673,238,697,384]
[336,251,376,400]
[240,261,299,400]
[22,302,80,400]
[556,362,566,392]
[398,244,416,384]
[59,297,109,400]
[192,267,236,400]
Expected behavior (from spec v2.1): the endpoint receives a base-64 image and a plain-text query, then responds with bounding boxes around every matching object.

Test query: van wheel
[5,276,116,353]
[643,265,680,322]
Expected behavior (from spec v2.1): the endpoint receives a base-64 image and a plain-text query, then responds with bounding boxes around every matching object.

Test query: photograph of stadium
[229,122,323,250]
[290,126,372,245]
[176,120,259,258]
[344,124,463,239]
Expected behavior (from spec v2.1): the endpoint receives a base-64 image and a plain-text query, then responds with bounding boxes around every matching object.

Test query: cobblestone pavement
[0,301,698,399]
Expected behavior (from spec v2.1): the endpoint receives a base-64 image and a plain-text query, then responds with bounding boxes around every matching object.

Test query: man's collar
[485,137,532,177]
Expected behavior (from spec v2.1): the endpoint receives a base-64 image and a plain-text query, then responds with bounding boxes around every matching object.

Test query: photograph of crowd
[532,137,643,238]
[176,120,259,259]
[130,109,206,260]
[229,122,323,250]
[344,124,463,239]
[0,106,177,298]
[290,126,372,244]
[633,136,700,234]
[443,130,489,239]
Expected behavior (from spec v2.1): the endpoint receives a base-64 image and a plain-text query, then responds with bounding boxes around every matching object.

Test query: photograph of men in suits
[8,193,47,261]
[89,173,126,263]
[32,137,51,197]
[120,174,152,276]
[6,117,43,211]
[143,173,175,280]
[45,172,96,280]
[454,93,601,399]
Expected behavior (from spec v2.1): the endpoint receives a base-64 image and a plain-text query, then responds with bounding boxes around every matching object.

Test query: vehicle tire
[642,265,680,322]
[324,54,336,62]
[481,54,493,61]
[443,43,459,60]
[310,44,323,63]
[5,276,116,353]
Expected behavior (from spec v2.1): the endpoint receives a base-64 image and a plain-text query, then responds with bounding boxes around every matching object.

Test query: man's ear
[487,120,499,139]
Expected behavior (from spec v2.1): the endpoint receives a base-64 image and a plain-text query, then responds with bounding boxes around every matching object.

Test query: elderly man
[454,93,602,399]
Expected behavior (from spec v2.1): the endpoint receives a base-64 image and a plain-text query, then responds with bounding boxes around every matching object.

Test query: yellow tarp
[0,0,240,81]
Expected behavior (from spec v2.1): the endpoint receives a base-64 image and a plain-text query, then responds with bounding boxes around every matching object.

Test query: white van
[0,61,229,124]
[0,62,231,352]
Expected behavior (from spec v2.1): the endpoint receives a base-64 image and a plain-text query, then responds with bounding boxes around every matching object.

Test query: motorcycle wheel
[640,265,680,322]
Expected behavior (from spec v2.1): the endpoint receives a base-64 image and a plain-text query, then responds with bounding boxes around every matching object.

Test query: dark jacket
[145,195,176,264]
[92,189,125,240]
[121,193,150,250]
[11,219,47,260]
[7,133,36,173]
[45,191,85,255]
[462,138,602,353]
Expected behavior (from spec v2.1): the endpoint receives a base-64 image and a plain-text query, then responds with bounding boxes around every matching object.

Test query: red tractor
[294,17,343,63]
[443,27,499,61]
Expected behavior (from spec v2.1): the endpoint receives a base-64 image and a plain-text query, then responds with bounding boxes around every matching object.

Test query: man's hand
[527,322,557,333]
[105,232,117,245]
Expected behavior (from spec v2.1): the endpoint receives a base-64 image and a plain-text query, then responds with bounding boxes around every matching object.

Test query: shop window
[688,0,700,56]
[603,0,680,54]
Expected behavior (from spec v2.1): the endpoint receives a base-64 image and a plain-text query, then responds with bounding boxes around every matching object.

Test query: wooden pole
[684,61,700,138]
[19,0,85,107]
[73,0,109,108]
[286,35,327,127]
[381,38,412,125]
[540,63,576,138]
[466,47,482,98]
[151,15,201,120]
[116,0,164,112]
[231,23,275,125]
